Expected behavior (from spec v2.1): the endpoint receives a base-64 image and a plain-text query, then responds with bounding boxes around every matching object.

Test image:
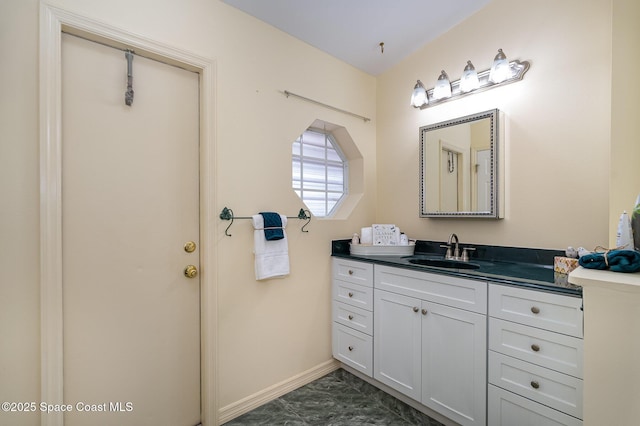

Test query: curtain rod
[283,90,371,123]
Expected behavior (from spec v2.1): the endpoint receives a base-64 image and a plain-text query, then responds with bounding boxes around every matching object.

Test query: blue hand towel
[578,249,640,273]
[259,212,284,241]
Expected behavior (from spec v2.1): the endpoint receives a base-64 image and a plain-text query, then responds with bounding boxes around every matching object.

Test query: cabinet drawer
[375,265,487,314]
[332,258,373,287]
[489,318,583,378]
[488,385,582,426]
[333,301,373,335]
[489,351,583,419]
[489,284,583,337]
[332,322,373,377]
[333,280,373,310]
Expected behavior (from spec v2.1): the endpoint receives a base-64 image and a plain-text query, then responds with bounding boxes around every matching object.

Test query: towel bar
[219,207,311,237]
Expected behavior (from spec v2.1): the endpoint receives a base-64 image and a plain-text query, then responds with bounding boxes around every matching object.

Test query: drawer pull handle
[348,315,354,320]
[348,346,354,351]
[348,270,354,275]
[530,380,540,389]
[531,344,540,352]
[348,292,354,298]
[421,309,428,315]
[413,307,419,312]
[531,306,540,314]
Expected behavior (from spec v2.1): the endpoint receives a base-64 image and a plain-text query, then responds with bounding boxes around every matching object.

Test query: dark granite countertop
[332,239,582,297]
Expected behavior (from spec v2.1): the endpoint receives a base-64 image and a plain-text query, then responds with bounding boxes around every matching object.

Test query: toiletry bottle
[351,233,360,245]
[616,211,634,250]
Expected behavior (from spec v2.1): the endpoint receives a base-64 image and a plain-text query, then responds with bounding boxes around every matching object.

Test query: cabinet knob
[531,344,540,352]
[530,380,540,389]
[348,346,354,351]
[348,270,354,275]
[531,306,540,314]
[421,309,428,315]
[348,292,354,298]
[413,306,419,312]
[348,315,354,320]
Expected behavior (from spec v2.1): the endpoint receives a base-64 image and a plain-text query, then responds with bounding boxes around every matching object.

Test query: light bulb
[489,49,511,84]
[410,80,428,108]
[460,60,480,93]
[433,70,452,100]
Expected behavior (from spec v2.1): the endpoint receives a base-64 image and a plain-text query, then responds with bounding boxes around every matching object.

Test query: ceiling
[222,0,492,76]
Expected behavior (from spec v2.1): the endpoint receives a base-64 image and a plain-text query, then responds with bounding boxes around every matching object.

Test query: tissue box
[554,256,579,274]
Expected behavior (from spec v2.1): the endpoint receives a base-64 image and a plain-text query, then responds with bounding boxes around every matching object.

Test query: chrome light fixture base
[416,59,530,110]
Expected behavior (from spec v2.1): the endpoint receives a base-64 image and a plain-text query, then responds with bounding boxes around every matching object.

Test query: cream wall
[610,0,640,247]
[0,2,41,426]
[377,0,613,250]
[0,0,376,424]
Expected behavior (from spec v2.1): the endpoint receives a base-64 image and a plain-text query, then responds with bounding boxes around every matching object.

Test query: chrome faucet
[440,233,459,260]
[447,233,460,260]
[441,233,476,261]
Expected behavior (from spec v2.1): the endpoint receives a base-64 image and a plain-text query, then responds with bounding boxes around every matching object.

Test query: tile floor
[222,368,445,425]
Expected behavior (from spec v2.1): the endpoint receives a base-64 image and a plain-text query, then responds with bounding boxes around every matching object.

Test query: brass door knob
[184,265,198,278]
[184,241,197,253]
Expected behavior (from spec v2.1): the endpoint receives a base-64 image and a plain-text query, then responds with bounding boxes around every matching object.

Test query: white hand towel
[252,214,290,280]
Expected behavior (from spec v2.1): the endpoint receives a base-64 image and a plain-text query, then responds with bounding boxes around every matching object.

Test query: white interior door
[61,33,200,426]
[440,148,459,211]
[476,149,491,212]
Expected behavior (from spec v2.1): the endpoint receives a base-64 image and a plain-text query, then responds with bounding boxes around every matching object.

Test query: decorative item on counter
[616,211,634,250]
[349,223,414,255]
[554,256,579,274]
[360,227,373,245]
[372,224,399,245]
[577,247,592,258]
[351,233,360,245]
[578,247,640,273]
[565,246,578,258]
[632,194,640,251]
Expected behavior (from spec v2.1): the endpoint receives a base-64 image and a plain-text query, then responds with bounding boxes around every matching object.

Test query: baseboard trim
[218,359,340,424]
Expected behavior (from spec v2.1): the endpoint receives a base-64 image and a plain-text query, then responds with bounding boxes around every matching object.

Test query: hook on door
[125,50,134,106]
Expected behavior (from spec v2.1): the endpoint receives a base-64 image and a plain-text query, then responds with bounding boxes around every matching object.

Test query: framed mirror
[420,109,503,218]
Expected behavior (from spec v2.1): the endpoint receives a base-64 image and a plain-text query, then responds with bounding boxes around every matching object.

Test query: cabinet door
[422,301,487,426]
[374,289,422,401]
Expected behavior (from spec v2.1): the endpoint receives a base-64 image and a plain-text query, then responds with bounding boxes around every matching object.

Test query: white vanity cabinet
[331,258,374,376]
[373,265,487,426]
[487,284,584,425]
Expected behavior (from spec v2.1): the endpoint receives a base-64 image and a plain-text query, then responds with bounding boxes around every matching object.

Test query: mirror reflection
[420,109,501,218]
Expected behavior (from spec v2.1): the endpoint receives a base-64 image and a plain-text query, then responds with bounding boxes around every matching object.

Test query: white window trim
[293,128,348,217]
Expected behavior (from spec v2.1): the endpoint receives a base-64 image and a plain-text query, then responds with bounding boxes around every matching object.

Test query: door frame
[39,3,218,425]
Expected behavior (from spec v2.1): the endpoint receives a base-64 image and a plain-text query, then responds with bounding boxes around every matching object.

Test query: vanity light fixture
[433,70,452,100]
[411,49,530,109]
[459,60,480,93]
[410,80,428,108]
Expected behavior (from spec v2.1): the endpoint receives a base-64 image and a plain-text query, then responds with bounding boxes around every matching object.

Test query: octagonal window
[292,128,348,217]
